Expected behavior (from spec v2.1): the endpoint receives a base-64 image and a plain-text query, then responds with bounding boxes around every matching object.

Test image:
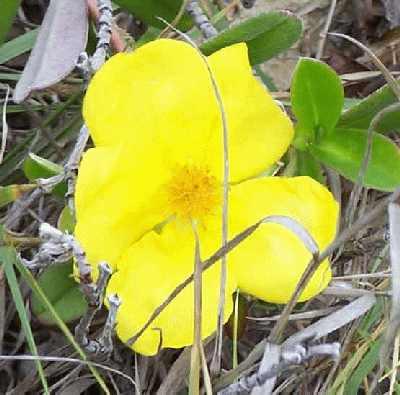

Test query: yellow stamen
[166,165,220,219]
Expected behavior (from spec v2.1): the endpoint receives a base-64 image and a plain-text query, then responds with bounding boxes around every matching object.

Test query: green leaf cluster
[291,58,400,191]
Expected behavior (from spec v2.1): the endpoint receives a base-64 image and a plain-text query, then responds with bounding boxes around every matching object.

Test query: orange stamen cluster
[166,165,220,220]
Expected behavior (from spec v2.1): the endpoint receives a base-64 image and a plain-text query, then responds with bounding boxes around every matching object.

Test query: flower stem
[189,221,202,395]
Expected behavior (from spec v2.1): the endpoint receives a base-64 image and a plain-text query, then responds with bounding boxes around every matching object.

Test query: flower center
[166,165,220,219]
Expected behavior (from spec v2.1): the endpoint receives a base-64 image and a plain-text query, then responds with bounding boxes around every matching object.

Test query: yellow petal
[106,220,236,356]
[207,43,294,181]
[83,39,293,182]
[75,143,171,274]
[228,177,339,303]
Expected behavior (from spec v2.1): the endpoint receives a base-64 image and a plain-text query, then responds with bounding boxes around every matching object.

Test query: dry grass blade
[0,84,9,163]
[126,215,318,347]
[346,95,400,229]
[316,0,337,59]
[389,335,400,394]
[159,0,190,37]
[0,354,137,389]
[155,17,229,374]
[250,216,319,394]
[156,347,192,394]
[262,216,319,255]
[200,343,213,395]
[329,32,400,100]
[284,294,376,347]
[189,221,203,395]
[337,31,400,229]
[248,307,338,322]
[126,220,259,346]
[380,204,400,367]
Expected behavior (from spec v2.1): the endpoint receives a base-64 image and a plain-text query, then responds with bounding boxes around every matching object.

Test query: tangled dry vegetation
[1,0,400,394]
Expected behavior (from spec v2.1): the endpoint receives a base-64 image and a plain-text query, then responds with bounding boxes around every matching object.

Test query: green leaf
[57,205,76,234]
[309,128,400,191]
[113,0,192,30]
[200,11,302,65]
[23,153,66,197]
[338,79,400,133]
[0,247,49,394]
[23,152,62,179]
[0,28,38,65]
[344,338,382,395]
[31,262,87,325]
[291,58,344,149]
[295,150,325,184]
[0,0,22,45]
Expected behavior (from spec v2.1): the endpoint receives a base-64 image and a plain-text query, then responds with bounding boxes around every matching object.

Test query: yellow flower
[75,39,339,356]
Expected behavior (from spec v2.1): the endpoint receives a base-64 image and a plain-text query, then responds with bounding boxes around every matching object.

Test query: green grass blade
[0,246,49,394]
[0,72,21,81]
[344,338,382,395]
[0,28,38,65]
[14,258,110,394]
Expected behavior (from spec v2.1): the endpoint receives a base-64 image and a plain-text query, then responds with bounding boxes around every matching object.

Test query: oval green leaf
[113,0,192,30]
[291,58,344,148]
[200,11,302,65]
[338,79,400,133]
[309,128,400,191]
[23,152,66,197]
[31,262,87,325]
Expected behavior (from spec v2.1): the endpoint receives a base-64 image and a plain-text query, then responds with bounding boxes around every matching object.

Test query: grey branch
[23,222,119,355]
[186,0,218,39]
[64,124,89,212]
[75,262,115,354]
[90,0,113,71]
[217,342,340,395]
[97,293,122,354]
[23,222,92,294]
